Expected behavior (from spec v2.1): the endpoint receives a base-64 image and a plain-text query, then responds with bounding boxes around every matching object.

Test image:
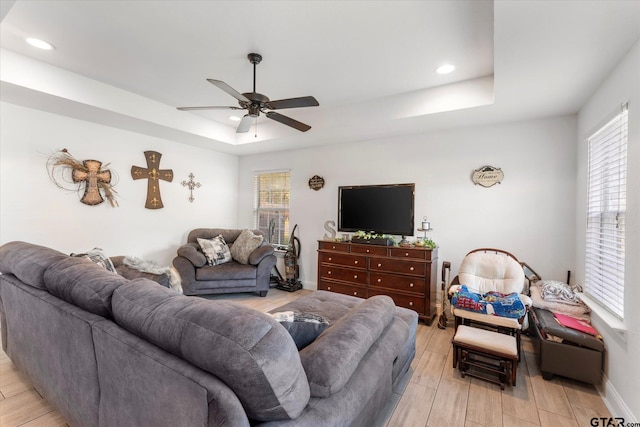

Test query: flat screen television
[338,183,415,236]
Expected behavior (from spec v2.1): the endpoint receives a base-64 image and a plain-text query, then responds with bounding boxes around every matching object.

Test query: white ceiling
[1,0,639,156]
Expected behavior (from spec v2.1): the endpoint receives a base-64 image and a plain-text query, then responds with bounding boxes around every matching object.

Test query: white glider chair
[443,248,532,360]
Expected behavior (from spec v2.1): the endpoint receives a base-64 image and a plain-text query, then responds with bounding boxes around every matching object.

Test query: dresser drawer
[319,252,367,268]
[350,244,388,256]
[370,258,426,276]
[370,272,425,293]
[369,289,425,314]
[319,280,367,298]
[389,247,428,260]
[318,241,350,252]
[319,265,368,285]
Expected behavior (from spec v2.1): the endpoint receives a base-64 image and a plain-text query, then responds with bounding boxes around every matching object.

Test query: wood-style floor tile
[525,350,574,418]
[0,389,57,427]
[466,378,503,427]
[425,326,455,356]
[427,378,469,427]
[538,409,578,427]
[386,382,435,427]
[411,350,447,389]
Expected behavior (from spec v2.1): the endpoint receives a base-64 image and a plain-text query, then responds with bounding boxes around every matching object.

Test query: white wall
[576,39,639,422]
[238,115,577,289]
[0,102,239,265]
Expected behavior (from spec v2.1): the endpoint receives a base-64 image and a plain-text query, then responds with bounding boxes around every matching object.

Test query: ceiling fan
[177,53,319,133]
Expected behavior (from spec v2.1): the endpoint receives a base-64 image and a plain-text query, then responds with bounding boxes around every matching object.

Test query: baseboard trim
[597,372,638,423]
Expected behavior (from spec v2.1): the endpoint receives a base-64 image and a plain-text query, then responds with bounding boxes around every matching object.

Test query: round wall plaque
[308,175,325,191]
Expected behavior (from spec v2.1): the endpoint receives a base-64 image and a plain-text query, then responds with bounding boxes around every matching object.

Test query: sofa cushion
[300,295,396,397]
[0,241,68,290]
[195,262,257,281]
[230,229,263,264]
[44,256,129,318]
[197,235,232,266]
[111,280,310,421]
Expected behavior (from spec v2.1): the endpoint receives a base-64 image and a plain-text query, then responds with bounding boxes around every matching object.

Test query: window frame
[253,170,291,247]
[584,103,628,320]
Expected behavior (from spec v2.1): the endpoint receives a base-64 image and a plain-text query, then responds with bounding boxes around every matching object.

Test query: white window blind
[254,171,290,246]
[585,103,628,319]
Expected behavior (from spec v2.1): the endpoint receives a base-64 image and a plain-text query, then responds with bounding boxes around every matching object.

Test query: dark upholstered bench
[529,307,604,385]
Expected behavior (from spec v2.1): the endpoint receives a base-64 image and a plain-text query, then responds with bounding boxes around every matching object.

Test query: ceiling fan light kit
[178,53,319,133]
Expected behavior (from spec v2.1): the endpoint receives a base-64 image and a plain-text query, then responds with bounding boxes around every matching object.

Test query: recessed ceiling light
[229,116,241,122]
[436,64,455,74]
[26,37,55,50]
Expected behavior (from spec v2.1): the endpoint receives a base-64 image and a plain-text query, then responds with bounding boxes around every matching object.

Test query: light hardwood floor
[0,289,612,427]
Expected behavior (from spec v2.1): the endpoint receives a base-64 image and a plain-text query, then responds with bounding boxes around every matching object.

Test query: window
[585,103,628,319]
[254,171,290,246]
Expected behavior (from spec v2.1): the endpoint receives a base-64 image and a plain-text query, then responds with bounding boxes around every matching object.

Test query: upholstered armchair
[173,228,276,297]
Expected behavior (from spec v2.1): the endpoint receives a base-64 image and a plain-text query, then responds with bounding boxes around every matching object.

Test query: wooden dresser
[317,240,438,324]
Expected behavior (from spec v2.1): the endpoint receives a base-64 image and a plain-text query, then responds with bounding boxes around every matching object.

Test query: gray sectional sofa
[0,241,417,427]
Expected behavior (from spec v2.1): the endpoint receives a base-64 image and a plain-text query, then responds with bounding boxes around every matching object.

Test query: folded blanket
[530,284,590,322]
[539,280,583,306]
[451,285,526,319]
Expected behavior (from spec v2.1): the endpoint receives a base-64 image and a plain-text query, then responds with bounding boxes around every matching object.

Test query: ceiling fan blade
[177,106,243,111]
[207,79,250,103]
[267,96,319,110]
[236,114,254,133]
[266,112,311,132]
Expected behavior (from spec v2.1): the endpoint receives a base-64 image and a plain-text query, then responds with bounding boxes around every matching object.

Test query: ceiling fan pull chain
[255,116,258,138]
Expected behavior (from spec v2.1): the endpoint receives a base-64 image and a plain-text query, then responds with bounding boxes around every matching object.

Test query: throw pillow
[271,311,330,350]
[70,247,116,273]
[197,235,232,266]
[230,229,263,264]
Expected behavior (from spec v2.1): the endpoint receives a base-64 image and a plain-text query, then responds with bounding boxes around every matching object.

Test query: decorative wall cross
[131,151,173,209]
[72,160,112,206]
[46,149,118,207]
[181,173,201,203]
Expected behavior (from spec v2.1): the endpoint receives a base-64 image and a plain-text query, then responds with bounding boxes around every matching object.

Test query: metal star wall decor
[181,173,201,203]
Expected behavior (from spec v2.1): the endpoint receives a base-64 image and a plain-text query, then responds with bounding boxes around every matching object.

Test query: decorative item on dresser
[317,240,438,324]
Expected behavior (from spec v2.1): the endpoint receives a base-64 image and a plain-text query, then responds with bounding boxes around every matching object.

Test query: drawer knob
[366,249,370,253]
[354,275,358,279]
[405,252,409,256]
[354,260,358,264]
[353,292,358,296]
[410,283,414,287]
[332,245,336,249]
[327,286,331,291]
[377,278,382,283]
[409,302,414,306]
[328,271,332,275]
[328,257,332,261]
[410,267,414,271]
[377,263,382,267]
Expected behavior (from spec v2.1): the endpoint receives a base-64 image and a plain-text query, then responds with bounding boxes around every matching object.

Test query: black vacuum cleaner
[274,224,302,292]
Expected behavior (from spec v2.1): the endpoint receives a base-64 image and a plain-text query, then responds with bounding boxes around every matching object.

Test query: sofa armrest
[300,295,396,397]
[248,243,275,266]
[177,243,207,268]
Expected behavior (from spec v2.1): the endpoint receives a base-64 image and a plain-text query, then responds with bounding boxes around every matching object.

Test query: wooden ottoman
[452,325,518,389]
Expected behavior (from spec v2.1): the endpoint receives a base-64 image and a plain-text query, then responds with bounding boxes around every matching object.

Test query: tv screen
[338,183,415,236]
